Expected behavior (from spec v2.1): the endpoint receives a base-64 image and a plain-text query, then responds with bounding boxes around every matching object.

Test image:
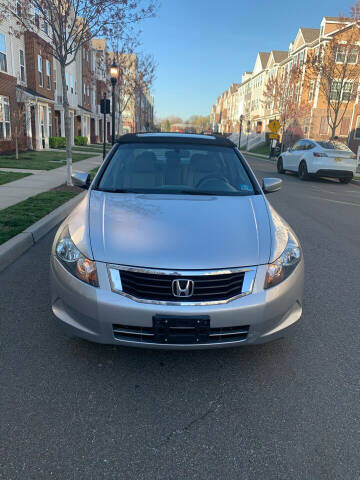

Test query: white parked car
[277,139,357,183]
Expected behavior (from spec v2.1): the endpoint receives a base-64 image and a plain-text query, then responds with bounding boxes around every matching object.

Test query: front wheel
[339,177,352,184]
[277,158,285,174]
[298,161,309,181]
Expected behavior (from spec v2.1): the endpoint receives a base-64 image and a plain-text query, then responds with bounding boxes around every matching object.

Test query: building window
[342,82,353,101]
[38,55,43,86]
[54,67,56,91]
[308,79,315,102]
[70,75,73,94]
[0,96,11,139]
[0,33,7,72]
[48,109,52,137]
[336,46,346,63]
[330,80,341,101]
[354,116,360,139]
[83,83,86,96]
[66,73,69,90]
[348,47,358,64]
[46,60,51,89]
[19,49,25,82]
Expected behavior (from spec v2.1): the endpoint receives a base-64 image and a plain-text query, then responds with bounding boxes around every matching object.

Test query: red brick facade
[24,32,54,100]
[0,72,27,153]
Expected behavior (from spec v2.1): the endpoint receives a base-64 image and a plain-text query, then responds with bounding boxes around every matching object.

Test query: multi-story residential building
[210,16,360,151]
[0,12,154,153]
[0,10,55,152]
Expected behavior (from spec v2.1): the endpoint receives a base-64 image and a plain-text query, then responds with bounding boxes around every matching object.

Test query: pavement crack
[153,398,222,450]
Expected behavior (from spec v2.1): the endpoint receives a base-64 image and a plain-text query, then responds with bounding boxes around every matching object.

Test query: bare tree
[305,5,360,139]
[263,63,307,147]
[106,34,156,135]
[1,0,156,184]
[11,87,31,160]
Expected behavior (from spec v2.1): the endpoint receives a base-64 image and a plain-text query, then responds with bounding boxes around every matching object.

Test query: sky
[140,0,347,120]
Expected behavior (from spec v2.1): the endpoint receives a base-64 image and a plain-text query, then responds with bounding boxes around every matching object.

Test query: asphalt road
[1,156,360,480]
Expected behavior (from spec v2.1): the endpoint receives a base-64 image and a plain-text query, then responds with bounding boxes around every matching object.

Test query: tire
[277,158,285,174]
[339,177,352,184]
[298,161,309,181]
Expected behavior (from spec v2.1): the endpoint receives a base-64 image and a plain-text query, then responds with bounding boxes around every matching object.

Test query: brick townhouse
[210,16,360,152]
[0,9,154,154]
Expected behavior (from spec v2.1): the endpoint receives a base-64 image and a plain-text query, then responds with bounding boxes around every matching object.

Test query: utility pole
[238,114,244,149]
[102,92,107,161]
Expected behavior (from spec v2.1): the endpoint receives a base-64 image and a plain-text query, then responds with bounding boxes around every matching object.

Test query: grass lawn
[0,185,81,245]
[248,144,270,156]
[89,167,100,181]
[72,147,102,152]
[0,151,96,171]
[0,171,32,186]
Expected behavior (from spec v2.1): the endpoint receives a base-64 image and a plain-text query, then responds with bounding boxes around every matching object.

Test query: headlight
[265,232,301,289]
[56,226,99,287]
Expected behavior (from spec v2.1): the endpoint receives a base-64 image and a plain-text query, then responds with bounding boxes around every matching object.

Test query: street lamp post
[238,114,244,149]
[109,59,119,145]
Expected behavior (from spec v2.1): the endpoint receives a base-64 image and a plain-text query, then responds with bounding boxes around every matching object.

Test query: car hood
[86,190,274,270]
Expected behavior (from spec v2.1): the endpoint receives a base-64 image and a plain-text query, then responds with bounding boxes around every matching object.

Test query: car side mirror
[262,178,282,194]
[72,172,90,189]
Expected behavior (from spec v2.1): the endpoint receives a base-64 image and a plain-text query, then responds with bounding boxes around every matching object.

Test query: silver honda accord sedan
[50,133,304,349]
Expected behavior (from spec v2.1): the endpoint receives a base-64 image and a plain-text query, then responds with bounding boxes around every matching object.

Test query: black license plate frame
[153,315,210,344]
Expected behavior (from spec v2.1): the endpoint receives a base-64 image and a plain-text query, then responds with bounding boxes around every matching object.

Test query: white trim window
[54,67,57,91]
[38,55,43,86]
[308,79,315,102]
[0,33,7,72]
[19,49,25,82]
[336,46,346,63]
[335,45,358,64]
[354,116,360,140]
[46,59,51,89]
[0,96,11,140]
[330,80,353,102]
[330,80,341,101]
[342,82,353,101]
[348,47,358,64]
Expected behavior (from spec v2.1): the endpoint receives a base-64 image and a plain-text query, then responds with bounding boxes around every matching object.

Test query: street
[1,155,360,480]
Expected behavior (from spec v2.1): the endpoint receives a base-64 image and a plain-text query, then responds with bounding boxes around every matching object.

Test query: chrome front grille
[113,323,249,344]
[107,265,257,305]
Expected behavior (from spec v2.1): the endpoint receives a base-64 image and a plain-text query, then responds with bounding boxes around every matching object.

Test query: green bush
[74,136,88,146]
[49,137,66,149]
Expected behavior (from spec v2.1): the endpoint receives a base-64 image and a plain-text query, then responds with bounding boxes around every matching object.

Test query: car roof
[116,132,235,147]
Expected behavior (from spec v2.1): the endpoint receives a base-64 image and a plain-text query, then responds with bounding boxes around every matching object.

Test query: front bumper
[50,257,304,349]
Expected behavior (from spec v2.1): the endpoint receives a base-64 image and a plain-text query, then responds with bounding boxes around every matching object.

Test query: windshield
[317,141,352,152]
[97,143,256,196]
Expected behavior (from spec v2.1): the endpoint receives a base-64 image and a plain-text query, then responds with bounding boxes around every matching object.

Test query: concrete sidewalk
[0,155,102,210]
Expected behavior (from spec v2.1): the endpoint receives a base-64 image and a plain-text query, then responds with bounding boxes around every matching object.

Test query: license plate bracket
[153,315,210,344]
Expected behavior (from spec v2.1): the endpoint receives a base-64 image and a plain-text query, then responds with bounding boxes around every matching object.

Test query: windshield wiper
[97,188,135,193]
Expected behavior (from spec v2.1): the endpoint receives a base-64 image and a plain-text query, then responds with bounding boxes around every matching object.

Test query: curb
[0,191,86,273]
[243,151,270,159]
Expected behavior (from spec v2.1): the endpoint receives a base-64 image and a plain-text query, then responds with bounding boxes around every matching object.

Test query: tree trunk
[15,135,19,160]
[60,63,72,186]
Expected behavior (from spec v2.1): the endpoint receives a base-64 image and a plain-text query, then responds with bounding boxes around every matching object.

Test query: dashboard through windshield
[96,143,256,196]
